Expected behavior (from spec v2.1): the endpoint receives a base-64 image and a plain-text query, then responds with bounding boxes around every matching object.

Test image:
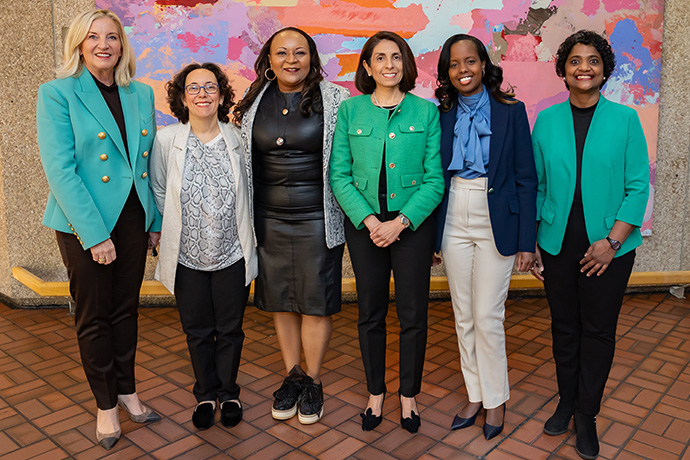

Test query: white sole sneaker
[298,406,324,425]
[271,405,297,420]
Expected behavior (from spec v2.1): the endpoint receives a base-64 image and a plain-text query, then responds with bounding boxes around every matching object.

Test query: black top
[93,73,129,157]
[378,107,397,211]
[570,102,597,202]
[252,84,325,220]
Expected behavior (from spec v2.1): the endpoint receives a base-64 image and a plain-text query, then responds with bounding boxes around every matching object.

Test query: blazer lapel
[488,94,507,187]
[172,122,191,175]
[119,84,140,166]
[74,71,127,159]
[439,107,455,182]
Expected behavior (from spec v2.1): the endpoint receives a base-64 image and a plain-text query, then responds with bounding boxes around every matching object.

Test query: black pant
[55,190,148,410]
[345,209,435,397]
[174,260,249,403]
[541,201,635,416]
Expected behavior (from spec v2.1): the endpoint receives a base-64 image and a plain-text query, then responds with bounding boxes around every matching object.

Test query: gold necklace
[372,90,405,110]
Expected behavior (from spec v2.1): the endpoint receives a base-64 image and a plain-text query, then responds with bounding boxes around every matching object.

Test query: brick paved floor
[0,292,688,459]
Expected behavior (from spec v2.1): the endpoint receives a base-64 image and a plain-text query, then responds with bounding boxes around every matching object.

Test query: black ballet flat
[401,410,421,433]
[451,406,482,430]
[483,405,506,440]
[361,407,383,431]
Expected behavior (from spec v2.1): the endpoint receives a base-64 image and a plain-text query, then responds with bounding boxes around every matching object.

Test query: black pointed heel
[451,406,481,430]
[483,404,505,440]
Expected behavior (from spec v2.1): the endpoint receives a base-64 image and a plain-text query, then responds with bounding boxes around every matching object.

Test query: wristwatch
[398,214,410,229]
[606,236,621,250]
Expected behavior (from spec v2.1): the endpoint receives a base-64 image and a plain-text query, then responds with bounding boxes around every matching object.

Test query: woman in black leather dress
[233,27,349,425]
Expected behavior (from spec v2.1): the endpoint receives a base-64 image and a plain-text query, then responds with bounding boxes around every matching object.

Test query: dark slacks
[540,201,635,416]
[174,260,249,403]
[345,208,435,397]
[55,190,148,410]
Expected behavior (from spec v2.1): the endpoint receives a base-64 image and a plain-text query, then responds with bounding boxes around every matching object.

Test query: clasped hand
[363,215,404,248]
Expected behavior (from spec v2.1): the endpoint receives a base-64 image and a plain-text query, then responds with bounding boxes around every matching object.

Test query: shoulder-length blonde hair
[57,9,136,86]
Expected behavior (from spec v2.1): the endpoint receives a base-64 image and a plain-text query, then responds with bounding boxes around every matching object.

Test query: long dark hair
[435,34,515,112]
[233,27,323,125]
[166,62,235,123]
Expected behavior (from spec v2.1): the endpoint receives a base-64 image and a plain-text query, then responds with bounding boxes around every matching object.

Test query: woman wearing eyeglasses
[150,63,257,430]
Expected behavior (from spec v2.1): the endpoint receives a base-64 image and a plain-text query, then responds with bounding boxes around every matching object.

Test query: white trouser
[441,176,515,409]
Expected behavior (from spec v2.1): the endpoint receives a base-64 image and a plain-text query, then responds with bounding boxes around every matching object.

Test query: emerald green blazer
[532,96,649,257]
[330,94,444,230]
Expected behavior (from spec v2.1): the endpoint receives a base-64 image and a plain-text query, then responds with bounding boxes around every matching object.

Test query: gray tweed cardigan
[240,80,349,248]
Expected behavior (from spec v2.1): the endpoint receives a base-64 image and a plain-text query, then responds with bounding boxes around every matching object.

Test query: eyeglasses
[185,83,219,95]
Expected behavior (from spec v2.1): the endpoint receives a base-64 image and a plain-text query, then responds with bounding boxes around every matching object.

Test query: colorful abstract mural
[96,0,662,234]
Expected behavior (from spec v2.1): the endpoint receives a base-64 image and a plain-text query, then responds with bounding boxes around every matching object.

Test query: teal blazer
[330,93,444,230]
[532,96,649,257]
[37,71,161,250]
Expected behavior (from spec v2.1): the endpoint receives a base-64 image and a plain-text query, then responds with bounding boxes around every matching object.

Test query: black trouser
[540,200,635,416]
[174,260,249,403]
[55,190,148,410]
[345,208,435,397]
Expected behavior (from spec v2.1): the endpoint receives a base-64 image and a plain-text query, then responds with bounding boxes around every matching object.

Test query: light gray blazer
[150,121,258,294]
[239,80,349,249]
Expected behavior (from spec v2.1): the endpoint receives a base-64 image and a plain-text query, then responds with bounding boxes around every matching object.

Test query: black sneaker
[271,365,305,420]
[544,399,575,435]
[298,378,323,425]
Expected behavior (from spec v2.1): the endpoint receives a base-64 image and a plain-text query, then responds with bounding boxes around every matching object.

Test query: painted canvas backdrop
[97,0,661,235]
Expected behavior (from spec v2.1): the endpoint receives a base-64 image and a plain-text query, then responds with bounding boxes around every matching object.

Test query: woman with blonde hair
[37,9,161,450]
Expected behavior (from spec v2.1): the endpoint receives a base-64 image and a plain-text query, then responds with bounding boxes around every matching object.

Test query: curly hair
[355,31,417,94]
[166,62,235,124]
[233,27,323,125]
[555,30,616,90]
[435,34,515,112]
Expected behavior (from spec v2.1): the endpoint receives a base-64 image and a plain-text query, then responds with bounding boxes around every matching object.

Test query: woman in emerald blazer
[36,10,161,449]
[330,31,444,434]
[531,31,649,460]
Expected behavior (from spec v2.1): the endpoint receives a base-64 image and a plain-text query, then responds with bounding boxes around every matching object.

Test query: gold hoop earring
[265,68,276,81]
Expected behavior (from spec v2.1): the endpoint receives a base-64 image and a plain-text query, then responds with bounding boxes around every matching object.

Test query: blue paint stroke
[609,18,660,95]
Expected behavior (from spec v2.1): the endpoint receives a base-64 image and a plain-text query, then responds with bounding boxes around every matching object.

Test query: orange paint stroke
[276,0,428,38]
[338,0,396,8]
[336,53,360,77]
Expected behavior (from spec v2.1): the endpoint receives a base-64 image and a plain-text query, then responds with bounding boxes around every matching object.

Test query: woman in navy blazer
[37,9,161,450]
[434,34,537,439]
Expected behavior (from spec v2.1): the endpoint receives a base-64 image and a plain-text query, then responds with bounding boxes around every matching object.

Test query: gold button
[412,180,417,185]
[355,182,359,187]
[141,172,148,179]
[356,129,362,134]
[389,132,395,139]
[390,193,396,199]
[98,132,106,140]
[409,126,415,131]
[102,176,110,183]
[389,163,395,169]
[276,137,284,146]
[141,129,148,136]
[282,108,288,115]
[142,151,149,157]
[100,154,108,161]
[73,232,77,235]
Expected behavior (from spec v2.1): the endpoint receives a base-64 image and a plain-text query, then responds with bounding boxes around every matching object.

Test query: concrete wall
[0,0,688,305]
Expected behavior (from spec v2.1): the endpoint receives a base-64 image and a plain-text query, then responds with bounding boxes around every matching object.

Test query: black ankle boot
[574,412,599,459]
[544,399,575,435]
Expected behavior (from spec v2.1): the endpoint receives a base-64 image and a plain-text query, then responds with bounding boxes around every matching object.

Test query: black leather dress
[252,84,343,315]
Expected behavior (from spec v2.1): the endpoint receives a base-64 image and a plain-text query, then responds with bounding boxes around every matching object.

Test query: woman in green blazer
[531,30,649,460]
[36,9,161,450]
[330,31,444,434]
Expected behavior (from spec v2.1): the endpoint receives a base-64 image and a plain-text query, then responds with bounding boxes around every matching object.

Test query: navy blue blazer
[435,92,538,256]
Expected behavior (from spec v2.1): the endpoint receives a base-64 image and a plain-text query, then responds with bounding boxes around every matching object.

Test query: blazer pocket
[398,123,425,134]
[353,175,368,191]
[400,174,421,188]
[540,201,555,224]
[349,126,372,137]
[604,212,617,229]
[508,195,519,214]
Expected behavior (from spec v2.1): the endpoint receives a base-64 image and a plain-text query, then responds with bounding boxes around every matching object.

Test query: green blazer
[532,96,649,257]
[330,93,444,230]
[37,71,161,249]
